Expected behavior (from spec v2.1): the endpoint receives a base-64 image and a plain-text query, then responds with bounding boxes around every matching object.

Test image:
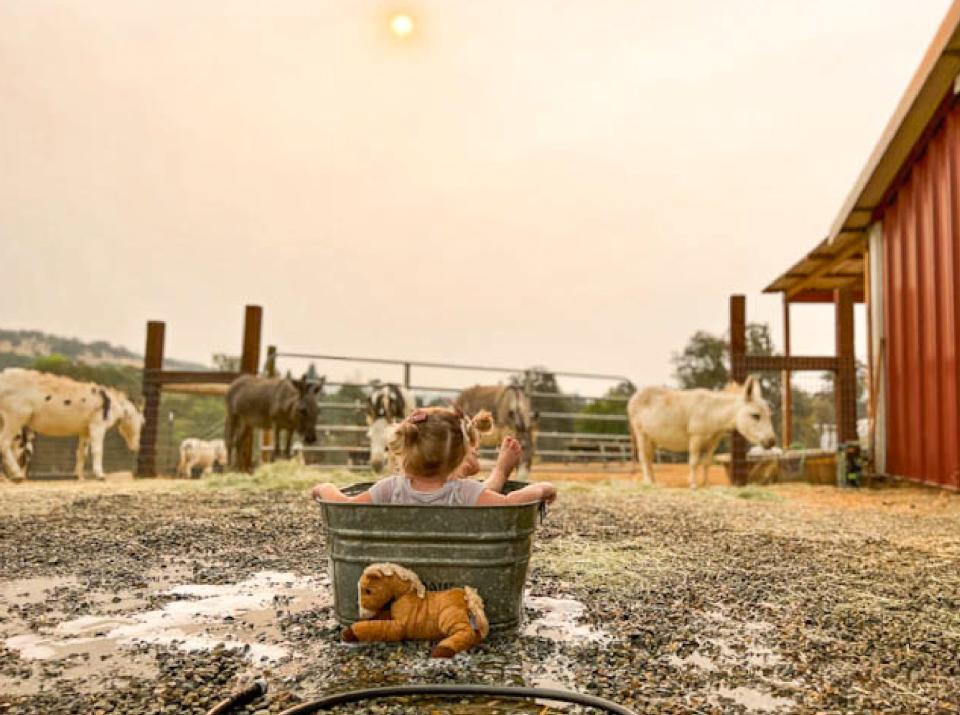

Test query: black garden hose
[207,682,635,715]
[205,678,268,715]
[276,684,634,714]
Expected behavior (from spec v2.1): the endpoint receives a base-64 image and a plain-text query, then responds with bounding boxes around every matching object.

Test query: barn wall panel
[881,100,960,489]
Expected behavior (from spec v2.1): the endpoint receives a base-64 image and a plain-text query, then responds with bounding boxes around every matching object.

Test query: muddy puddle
[1,570,331,695]
[522,595,606,644]
[665,609,797,712]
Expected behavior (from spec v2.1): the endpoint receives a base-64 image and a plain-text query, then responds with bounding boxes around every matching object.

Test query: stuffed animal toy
[341,562,489,658]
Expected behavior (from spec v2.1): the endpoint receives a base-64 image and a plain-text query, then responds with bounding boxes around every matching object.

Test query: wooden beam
[162,384,231,397]
[742,355,841,372]
[786,237,866,300]
[147,370,239,385]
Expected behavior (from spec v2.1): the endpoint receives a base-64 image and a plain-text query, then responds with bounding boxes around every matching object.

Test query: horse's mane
[362,562,426,598]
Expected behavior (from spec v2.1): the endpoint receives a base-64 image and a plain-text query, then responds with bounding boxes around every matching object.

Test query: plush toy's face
[357,574,395,618]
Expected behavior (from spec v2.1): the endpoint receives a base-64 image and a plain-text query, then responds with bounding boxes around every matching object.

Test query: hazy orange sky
[1,1,953,389]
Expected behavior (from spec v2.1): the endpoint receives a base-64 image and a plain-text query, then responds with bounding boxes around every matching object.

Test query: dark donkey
[225,374,324,470]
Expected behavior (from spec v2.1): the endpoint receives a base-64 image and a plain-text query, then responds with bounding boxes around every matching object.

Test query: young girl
[311,407,556,506]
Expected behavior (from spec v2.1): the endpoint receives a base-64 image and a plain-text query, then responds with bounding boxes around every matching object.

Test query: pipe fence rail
[263,348,637,474]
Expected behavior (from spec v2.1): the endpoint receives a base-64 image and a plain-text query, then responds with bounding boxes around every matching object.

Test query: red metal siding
[882,101,960,489]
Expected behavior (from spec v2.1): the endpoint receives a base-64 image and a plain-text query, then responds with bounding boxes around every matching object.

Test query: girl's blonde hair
[389,407,494,478]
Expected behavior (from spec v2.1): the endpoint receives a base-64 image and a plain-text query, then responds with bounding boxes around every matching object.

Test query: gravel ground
[0,467,958,714]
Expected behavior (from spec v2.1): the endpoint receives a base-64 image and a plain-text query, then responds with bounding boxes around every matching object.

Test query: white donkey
[627,376,777,489]
[0,368,143,481]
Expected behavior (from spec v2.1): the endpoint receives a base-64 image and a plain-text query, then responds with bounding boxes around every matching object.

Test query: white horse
[0,368,143,481]
[627,376,777,489]
[366,383,416,474]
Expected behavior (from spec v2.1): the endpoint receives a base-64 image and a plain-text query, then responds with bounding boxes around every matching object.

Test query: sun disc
[390,13,415,38]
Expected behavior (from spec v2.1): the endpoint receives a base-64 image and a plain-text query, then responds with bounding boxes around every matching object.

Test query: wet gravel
[0,476,958,714]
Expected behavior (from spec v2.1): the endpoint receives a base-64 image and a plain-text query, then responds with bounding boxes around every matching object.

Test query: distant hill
[0,328,207,371]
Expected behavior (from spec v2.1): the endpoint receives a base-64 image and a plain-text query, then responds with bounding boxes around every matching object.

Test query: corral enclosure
[265,349,638,472]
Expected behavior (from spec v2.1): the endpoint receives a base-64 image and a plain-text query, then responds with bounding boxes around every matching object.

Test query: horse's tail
[463,586,489,640]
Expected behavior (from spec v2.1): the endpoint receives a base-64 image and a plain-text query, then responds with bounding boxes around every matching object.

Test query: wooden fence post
[730,295,748,486]
[238,305,263,471]
[240,305,263,374]
[136,321,165,478]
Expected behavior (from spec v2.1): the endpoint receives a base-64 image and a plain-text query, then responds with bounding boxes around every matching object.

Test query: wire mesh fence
[16,392,228,479]
[25,432,137,480]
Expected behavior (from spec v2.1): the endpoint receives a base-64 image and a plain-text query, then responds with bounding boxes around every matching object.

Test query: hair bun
[388,420,420,454]
[470,410,494,434]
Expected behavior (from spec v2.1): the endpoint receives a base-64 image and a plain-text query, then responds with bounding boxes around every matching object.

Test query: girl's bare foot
[481,437,524,493]
[497,436,523,477]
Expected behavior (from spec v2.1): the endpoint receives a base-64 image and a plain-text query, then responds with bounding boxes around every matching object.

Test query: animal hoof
[341,626,358,643]
[430,645,456,659]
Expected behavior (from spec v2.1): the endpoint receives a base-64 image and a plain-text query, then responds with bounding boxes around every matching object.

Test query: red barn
[765,2,960,490]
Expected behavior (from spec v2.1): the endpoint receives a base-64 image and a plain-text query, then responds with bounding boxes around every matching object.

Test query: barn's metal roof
[765,0,960,302]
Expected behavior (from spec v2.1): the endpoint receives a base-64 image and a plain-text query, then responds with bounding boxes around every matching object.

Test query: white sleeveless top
[367,475,487,506]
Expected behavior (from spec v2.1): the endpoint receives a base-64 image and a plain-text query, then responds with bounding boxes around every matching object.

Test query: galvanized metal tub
[320,482,539,634]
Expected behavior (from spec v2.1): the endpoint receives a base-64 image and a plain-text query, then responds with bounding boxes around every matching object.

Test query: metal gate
[263,349,636,473]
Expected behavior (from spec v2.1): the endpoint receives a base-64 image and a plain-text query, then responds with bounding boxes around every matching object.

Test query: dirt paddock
[0,467,958,714]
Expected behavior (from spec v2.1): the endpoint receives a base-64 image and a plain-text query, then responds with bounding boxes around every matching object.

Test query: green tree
[672,331,728,390]
[575,380,634,435]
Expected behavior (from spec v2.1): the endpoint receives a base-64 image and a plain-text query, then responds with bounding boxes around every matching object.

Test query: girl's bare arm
[311,483,373,504]
[475,482,556,506]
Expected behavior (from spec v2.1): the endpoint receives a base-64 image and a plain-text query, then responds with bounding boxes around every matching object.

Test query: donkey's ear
[742,375,756,402]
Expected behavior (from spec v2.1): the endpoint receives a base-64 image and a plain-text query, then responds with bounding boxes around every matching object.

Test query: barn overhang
[765,0,960,303]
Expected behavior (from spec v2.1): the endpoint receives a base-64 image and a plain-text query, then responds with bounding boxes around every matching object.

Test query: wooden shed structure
[765,2,960,490]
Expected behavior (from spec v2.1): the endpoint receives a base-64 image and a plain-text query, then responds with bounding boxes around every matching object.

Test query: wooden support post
[730,295,748,486]
[782,296,793,446]
[238,305,263,471]
[835,288,857,444]
[403,363,411,390]
[863,246,876,469]
[136,321,166,478]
